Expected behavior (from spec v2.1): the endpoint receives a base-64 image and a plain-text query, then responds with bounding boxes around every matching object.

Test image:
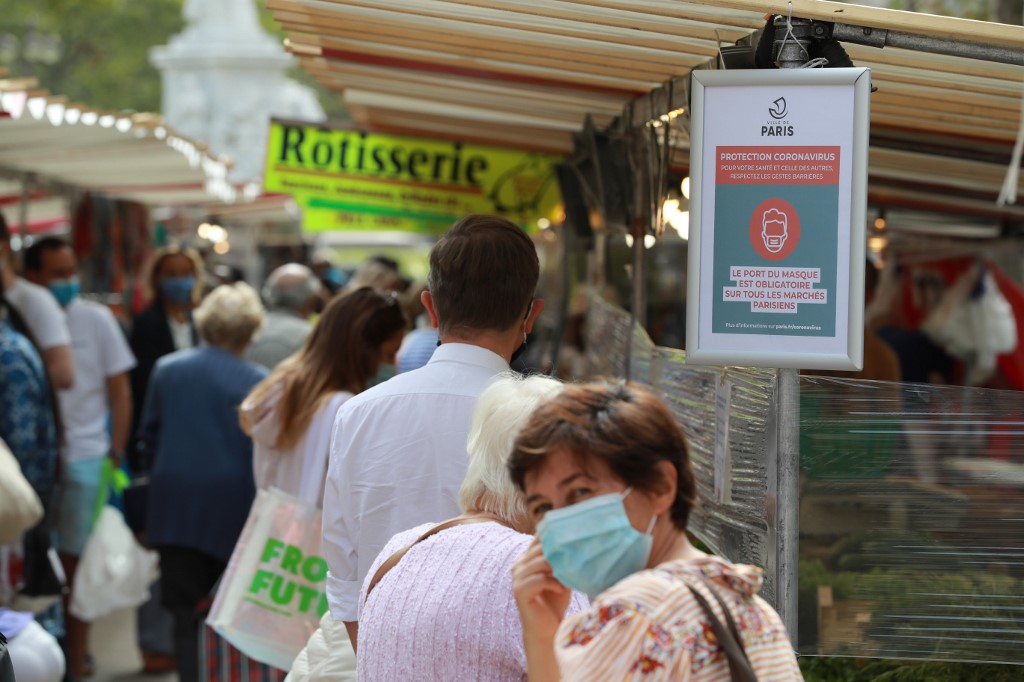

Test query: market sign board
[686,68,870,370]
[263,119,563,234]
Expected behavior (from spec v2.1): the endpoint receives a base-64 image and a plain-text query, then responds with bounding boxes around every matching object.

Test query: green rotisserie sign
[263,120,564,234]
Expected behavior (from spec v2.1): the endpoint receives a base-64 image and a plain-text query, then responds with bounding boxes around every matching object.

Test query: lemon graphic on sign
[487,155,556,215]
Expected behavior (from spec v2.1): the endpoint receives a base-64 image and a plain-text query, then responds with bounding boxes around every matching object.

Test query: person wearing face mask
[126,244,202,675]
[23,237,137,680]
[509,382,802,682]
[128,245,202,466]
[241,287,406,507]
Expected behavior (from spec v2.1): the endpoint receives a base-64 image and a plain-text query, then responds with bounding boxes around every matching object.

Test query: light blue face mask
[48,278,80,307]
[160,276,195,305]
[536,487,657,599]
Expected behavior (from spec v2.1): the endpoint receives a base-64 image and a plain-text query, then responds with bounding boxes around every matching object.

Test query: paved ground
[90,608,177,682]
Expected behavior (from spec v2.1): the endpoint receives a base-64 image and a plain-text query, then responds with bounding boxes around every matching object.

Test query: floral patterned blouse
[0,319,57,496]
[555,556,803,681]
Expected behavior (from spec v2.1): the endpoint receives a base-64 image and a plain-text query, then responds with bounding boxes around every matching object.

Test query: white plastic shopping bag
[69,506,159,621]
[206,487,326,671]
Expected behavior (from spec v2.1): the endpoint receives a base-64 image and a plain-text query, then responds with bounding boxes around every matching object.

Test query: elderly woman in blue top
[138,282,267,682]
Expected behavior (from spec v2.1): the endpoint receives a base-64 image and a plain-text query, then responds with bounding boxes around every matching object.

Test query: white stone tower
[151,0,325,182]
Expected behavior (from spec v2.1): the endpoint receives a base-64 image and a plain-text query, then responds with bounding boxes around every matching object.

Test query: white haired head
[194,282,265,353]
[459,372,564,528]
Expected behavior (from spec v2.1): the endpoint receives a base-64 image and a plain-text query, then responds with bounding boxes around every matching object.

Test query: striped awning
[267,0,1024,225]
[0,77,253,211]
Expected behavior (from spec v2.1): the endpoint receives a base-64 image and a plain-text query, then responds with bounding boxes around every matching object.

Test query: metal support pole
[775,367,801,648]
[591,230,607,291]
[624,224,646,382]
[547,222,573,378]
[630,228,647,333]
[830,22,1023,67]
[773,17,816,68]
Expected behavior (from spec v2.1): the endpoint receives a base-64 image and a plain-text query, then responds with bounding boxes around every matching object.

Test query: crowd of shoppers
[1,213,802,682]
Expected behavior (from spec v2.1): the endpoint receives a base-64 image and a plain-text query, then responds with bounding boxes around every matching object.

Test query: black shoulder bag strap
[0,632,14,682]
[686,581,759,682]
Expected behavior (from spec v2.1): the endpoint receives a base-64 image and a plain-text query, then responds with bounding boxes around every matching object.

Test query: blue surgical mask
[325,266,347,287]
[48,278,80,307]
[160,276,195,305]
[536,488,656,599]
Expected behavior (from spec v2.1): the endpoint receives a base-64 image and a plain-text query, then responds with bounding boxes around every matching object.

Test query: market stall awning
[268,0,1024,227]
[0,78,248,212]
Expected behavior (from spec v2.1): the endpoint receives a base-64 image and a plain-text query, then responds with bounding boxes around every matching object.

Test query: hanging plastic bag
[69,504,158,621]
[924,265,1018,386]
[206,487,326,671]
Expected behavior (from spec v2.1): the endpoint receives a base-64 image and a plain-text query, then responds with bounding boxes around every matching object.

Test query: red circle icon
[749,198,800,261]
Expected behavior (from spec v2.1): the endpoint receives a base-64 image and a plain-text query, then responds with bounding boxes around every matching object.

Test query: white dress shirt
[322,343,509,621]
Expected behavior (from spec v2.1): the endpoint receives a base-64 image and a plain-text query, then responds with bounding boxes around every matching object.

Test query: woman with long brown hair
[241,287,407,506]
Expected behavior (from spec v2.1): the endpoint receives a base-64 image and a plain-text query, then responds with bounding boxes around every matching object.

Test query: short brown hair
[508,381,697,531]
[428,214,539,337]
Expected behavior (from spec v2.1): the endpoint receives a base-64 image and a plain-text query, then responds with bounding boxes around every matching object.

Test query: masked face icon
[761,208,788,253]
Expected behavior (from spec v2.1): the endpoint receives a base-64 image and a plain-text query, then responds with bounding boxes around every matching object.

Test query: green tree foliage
[0,0,183,112]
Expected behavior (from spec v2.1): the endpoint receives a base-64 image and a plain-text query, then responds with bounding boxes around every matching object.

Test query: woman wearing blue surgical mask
[129,246,203,455]
[126,244,203,674]
[509,382,802,682]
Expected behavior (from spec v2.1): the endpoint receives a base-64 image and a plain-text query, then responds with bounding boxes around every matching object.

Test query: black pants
[157,547,226,682]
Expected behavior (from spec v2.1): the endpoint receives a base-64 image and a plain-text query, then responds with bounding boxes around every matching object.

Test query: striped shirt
[555,556,803,681]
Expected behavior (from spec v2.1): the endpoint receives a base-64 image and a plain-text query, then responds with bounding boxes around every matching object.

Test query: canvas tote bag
[207,396,344,671]
[206,485,327,671]
[0,437,43,546]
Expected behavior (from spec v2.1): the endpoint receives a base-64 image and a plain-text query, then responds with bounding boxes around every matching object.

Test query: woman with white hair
[352,373,588,681]
[137,282,268,682]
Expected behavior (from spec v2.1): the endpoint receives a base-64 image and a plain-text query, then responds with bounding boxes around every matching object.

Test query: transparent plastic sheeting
[799,376,1024,664]
[583,293,1024,665]
[584,295,780,603]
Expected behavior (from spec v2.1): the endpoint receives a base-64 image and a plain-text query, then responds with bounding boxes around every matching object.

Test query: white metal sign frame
[686,67,871,371]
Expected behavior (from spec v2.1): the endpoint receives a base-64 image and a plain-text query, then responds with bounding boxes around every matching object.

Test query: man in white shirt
[0,215,75,389]
[323,214,543,649]
[24,237,136,680]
